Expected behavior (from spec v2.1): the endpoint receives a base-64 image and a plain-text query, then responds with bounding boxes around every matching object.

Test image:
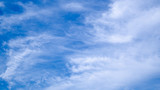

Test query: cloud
[0,0,160,89]
[62,2,85,12]
[0,33,71,89]
[0,2,4,7]
[0,2,54,32]
[85,0,160,44]
[46,0,160,89]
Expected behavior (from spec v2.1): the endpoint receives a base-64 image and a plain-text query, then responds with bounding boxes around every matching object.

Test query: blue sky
[0,0,160,90]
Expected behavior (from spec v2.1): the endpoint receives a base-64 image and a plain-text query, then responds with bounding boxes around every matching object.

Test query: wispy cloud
[46,0,160,89]
[62,2,85,12]
[0,2,55,32]
[0,0,160,89]
[0,33,71,89]
[0,2,4,7]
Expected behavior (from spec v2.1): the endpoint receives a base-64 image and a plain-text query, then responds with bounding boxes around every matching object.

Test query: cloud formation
[47,0,160,89]
[0,0,160,90]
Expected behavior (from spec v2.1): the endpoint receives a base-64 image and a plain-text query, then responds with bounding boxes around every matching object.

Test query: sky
[0,0,160,90]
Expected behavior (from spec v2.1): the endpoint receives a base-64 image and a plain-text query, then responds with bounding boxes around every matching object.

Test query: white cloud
[107,34,133,43]
[1,0,160,89]
[0,2,54,32]
[0,33,68,89]
[46,0,160,89]
[86,0,160,44]
[1,34,48,79]
[62,2,85,12]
